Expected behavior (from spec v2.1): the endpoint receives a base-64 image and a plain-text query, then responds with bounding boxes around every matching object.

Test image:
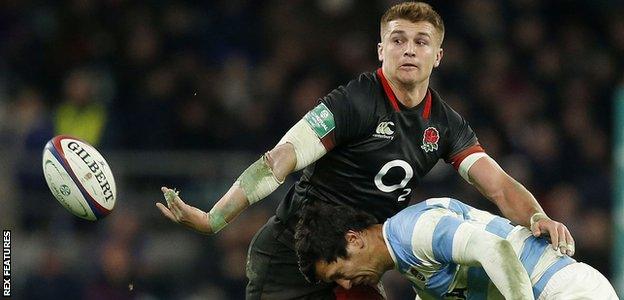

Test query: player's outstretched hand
[156,187,213,234]
[531,217,575,256]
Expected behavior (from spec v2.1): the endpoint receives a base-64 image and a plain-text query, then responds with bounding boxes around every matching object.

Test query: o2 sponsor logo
[374,160,413,202]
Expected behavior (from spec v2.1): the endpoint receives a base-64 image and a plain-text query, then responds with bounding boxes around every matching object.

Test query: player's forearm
[205,185,249,233]
[469,157,543,227]
[478,239,534,300]
[208,118,326,233]
[458,228,534,299]
[489,176,543,227]
[207,144,297,233]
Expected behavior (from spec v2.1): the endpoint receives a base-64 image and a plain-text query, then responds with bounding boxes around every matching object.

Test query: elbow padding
[277,119,327,171]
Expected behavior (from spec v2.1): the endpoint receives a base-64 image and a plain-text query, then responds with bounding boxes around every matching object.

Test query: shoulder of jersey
[340,71,386,111]
[431,88,463,111]
[427,87,457,119]
[429,87,444,107]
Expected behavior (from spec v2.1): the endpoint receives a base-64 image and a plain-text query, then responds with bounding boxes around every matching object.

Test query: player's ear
[377,42,383,62]
[345,230,364,248]
[434,48,443,68]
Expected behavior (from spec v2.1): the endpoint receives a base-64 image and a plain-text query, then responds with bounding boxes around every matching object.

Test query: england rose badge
[421,127,439,153]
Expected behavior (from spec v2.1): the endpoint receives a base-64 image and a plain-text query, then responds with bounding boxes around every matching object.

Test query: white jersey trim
[382,222,399,269]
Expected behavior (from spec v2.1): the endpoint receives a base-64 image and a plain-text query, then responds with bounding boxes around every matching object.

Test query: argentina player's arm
[416,209,534,300]
[156,74,375,234]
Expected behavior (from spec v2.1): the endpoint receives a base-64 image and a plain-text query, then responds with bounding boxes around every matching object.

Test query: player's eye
[393,39,402,44]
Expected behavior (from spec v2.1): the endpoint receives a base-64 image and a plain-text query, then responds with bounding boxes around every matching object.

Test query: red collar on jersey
[376,68,432,120]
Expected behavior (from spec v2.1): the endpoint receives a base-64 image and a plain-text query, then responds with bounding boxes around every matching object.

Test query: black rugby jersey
[276,68,484,225]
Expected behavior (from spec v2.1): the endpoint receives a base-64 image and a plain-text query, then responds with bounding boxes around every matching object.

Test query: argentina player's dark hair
[295,201,378,283]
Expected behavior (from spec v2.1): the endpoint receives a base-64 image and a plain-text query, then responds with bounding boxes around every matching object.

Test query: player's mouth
[399,63,418,70]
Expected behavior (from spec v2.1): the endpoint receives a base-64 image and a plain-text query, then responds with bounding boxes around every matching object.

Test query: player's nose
[403,41,416,57]
[336,279,352,289]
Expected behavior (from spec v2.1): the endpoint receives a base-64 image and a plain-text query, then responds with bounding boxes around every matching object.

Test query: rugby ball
[42,135,116,220]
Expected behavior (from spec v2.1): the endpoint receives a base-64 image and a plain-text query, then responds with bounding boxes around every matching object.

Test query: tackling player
[156,2,575,298]
[295,199,618,300]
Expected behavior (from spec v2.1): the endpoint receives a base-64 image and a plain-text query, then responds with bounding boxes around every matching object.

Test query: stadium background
[0,0,623,298]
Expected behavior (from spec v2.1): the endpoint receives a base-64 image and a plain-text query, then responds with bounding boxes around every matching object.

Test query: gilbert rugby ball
[42,135,116,220]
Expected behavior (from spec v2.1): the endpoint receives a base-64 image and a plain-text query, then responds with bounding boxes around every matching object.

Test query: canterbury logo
[376,122,395,136]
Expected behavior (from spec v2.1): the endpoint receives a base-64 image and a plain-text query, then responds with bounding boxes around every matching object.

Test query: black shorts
[245,216,335,300]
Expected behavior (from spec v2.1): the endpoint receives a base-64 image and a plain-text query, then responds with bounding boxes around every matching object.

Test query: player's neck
[371,224,396,271]
[387,78,429,108]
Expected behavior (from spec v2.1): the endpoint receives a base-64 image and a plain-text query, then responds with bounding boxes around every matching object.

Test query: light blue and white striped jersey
[382,197,575,300]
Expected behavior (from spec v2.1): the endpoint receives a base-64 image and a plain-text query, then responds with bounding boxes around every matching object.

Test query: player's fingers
[168,205,182,219]
[160,187,189,221]
[531,222,541,237]
[161,186,185,207]
[161,187,184,211]
[162,186,174,206]
[556,225,568,255]
[156,202,178,222]
[167,198,185,218]
[156,202,175,219]
[565,229,575,256]
[169,197,188,218]
[171,198,190,221]
[172,192,185,206]
[546,223,559,250]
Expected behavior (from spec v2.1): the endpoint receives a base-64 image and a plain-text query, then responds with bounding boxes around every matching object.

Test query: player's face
[378,19,443,87]
[314,239,383,289]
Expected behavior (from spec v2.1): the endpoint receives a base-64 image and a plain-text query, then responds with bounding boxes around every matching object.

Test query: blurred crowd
[1,0,623,299]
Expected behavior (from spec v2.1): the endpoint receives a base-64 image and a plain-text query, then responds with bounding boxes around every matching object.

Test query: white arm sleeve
[452,223,534,300]
[458,152,488,184]
[277,119,328,171]
[236,118,328,204]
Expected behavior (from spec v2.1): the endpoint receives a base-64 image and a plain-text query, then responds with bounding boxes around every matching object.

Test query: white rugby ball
[42,135,117,220]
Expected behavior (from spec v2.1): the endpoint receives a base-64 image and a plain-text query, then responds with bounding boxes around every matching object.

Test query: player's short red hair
[380,2,445,44]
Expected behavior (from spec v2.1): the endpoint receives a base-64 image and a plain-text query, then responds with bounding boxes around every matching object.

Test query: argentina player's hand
[156,186,214,234]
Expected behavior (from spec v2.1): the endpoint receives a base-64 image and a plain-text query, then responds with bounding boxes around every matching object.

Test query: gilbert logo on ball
[42,135,117,220]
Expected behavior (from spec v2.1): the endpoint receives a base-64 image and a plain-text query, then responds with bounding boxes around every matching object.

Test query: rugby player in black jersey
[156,2,575,299]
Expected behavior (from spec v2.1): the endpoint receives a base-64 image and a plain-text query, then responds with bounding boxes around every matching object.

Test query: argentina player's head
[378,2,444,89]
[295,201,391,290]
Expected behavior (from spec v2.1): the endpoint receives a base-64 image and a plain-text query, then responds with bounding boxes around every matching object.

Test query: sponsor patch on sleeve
[303,103,335,138]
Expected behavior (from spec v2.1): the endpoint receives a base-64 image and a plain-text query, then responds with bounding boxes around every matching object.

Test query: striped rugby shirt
[383,197,575,299]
